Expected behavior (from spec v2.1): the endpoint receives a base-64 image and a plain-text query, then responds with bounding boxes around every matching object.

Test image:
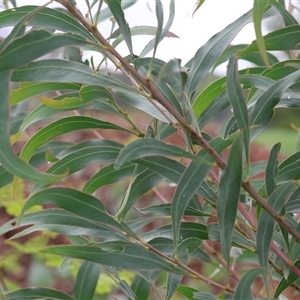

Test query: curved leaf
[234,268,266,300]
[12,59,134,92]
[0,30,90,71]
[0,6,93,40]
[41,243,186,274]
[19,116,127,163]
[115,138,207,169]
[20,187,130,234]
[265,143,280,196]
[74,261,101,300]
[171,137,232,252]
[116,169,165,219]
[10,82,81,106]
[4,287,76,300]
[0,70,65,184]
[227,56,250,168]
[140,0,175,57]
[186,9,252,96]
[217,134,243,266]
[253,0,270,66]
[106,0,133,55]
[257,182,296,268]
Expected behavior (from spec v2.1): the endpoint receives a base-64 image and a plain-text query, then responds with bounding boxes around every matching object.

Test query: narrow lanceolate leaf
[253,0,270,66]
[217,134,243,267]
[0,30,91,71]
[192,0,205,16]
[257,182,296,268]
[0,6,94,40]
[115,139,208,169]
[32,140,123,192]
[274,260,300,298]
[106,0,133,55]
[117,169,165,219]
[19,188,129,234]
[0,70,64,184]
[234,268,266,300]
[171,137,232,251]
[19,116,127,163]
[277,151,300,182]
[238,25,300,58]
[140,0,175,57]
[227,56,250,169]
[249,69,300,139]
[152,0,163,59]
[39,95,91,109]
[83,163,136,194]
[11,60,134,92]
[41,244,186,274]
[265,143,280,197]
[0,209,127,241]
[271,0,298,26]
[73,261,100,300]
[10,82,81,106]
[166,238,202,300]
[4,287,75,300]
[186,9,252,96]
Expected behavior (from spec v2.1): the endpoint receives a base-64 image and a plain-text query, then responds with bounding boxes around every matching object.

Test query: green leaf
[95,0,138,23]
[41,243,186,274]
[141,222,208,242]
[193,292,216,300]
[10,82,81,106]
[192,67,265,119]
[249,69,300,139]
[12,59,134,92]
[277,151,300,182]
[257,182,296,268]
[238,25,300,58]
[227,56,250,169]
[111,25,178,48]
[265,143,280,197]
[19,188,130,234]
[116,169,165,219]
[271,0,298,26]
[33,140,123,192]
[217,134,243,266]
[186,9,252,96]
[106,0,133,56]
[138,203,211,217]
[274,260,300,298]
[253,0,270,66]
[115,139,207,169]
[0,30,91,71]
[74,261,100,300]
[176,285,199,300]
[0,6,94,40]
[192,0,205,16]
[171,137,232,251]
[1,210,128,241]
[115,91,169,122]
[4,287,76,300]
[140,0,175,57]
[83,163,136,194]
[166,238,202,300]
[131,274,151,300]
[152,0,163,59]
[234,268,266,300]
[19,116,127,164]
[0,70,65,184]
